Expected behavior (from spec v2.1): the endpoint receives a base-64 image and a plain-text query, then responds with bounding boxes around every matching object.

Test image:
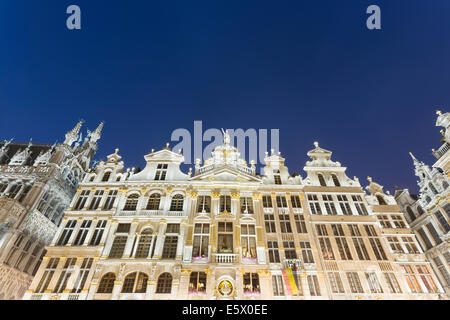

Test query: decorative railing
[277,208,290,214]
[433,142,450,159]
[214,253,237,264]
[283,259,302,269]
[116,210,186,217]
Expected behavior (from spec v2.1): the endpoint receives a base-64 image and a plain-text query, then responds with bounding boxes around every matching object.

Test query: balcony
[433,142,450,159]
[115,210,186,217]
[213,253,237,264]
[283,259,302,270]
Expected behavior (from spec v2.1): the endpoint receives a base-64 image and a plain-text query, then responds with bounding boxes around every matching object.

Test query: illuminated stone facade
[24,132,444,300]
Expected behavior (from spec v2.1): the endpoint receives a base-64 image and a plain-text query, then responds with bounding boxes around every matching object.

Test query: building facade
[0,121,101,299]
[24,132,444,300]
[395,110,450,295]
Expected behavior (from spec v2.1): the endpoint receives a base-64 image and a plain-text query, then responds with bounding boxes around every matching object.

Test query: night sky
[1,1,448,194]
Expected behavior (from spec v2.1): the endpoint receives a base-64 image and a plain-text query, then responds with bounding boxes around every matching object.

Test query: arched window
[123,194,139,211]
[417,206,424,215]
[146,193,161,210]
[331,174,340,187]
[135,229,154,258]
[429,183,438,195]
[406,206,416,222]
[189,272,206,294]
[318,174,326,187]
[121,272,148,293]
[156,273,172,294]
[376,195,387,205]
[97,273,116,293]
[170,194,184,211]
[102,172,111,182]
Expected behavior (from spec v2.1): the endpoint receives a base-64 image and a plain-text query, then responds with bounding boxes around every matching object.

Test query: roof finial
[367,176,372,182]
[437,110,442,116]
[115,148,119,154]
[90,121,104,143]
[314,141,319,148]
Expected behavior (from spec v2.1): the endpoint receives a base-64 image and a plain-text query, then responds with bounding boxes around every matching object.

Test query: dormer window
[331,174,340,187]
[376,195,387,205]
[274,175,282,185]
[318,174,327,187]
[102,172,111,182]
[155,164,168,180]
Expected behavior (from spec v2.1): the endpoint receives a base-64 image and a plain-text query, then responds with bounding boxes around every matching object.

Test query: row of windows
[307,194,368,216]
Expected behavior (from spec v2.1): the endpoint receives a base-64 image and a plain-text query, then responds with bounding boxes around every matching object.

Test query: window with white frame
[89,220,107,246]
[316,224,334,260]
[347,272,364,293]
[241,224,257,259]
[240,197,254,214]
[57,220,77,246]
[322,194,337,215]
[102,190,117,210]
[332,225,352,260]
[36,258,59,293]
[197,195,211,213]
[352,195,368,215]
[272,275,285,296]
[192,223,209,258]
[348,224,370,260]
[268,240,280,263]
[146,193,161,210]
[154,164,168,180]
[307,275,321,296]
[53,258,76,293]
[328,272,345,293]
[365,272,383,293]
[300,241,314,263]
[337,195,352,215]
[308,195,322,215]
[73,190,90,210]
[71,258,93,293]
[88,190,104,210]
[73,220,92,246]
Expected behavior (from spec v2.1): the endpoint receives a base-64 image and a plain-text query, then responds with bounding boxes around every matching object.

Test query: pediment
[190,165,261,182]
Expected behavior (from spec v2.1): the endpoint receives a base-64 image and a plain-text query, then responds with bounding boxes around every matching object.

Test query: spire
[64,120,84,145]
[90,121,103,143]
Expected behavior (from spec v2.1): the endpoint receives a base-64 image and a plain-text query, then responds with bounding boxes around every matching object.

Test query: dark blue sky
[1,1,448,193]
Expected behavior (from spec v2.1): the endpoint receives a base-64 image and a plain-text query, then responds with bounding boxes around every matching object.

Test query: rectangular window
[154,163,168,180]
[401,264,423,293]
[435,211,450,232]
[53,258,77,293]
[73,220,92,246]
[197,196,211,213]
[218,222,233,253]
[36,258,59,293]
[291,195,302,208]
[272,275,285,296]
[268,241,280,263]
[71,258,93,293]
[323,194,337,215]
[264,213,276,233]
[57,220,77,246]
[332,225,352,260]
[220,195,231,213]
[73,190,90,210]
[299,241,314,263]
[241,224,257,259]
[433,256,450,286]
[337,195,352,215]
[240,197,254,214]
[262,195,273,208]
[365,225,387,260]
[276,196,288,208]
[416,265,439,293]
[365,272,383,293]
[307,275,321,296]
[135,233,153,259]
[352,195,368,215]
[166,224,180,234]
[294,213,307,233]
[192,223,209,258]
[102,190,117,210]
[426,223,442,245]
[162,236,178,259]
[279,213,292,233]
[391,215,406,228]
[89,220,107,246]
[417,228,433,251]
[243,273,260,294]
[308,195,322,215]
[88,190,104,210]
[383,272,402,293]
[347,272,364,293]
[274,175,282,185]
[283,241,297,259]
[316,224,335,260]
[349,224,370,260]
[328,272,345,293]
[109,236,128,258]
[401,236,420,254]
[378,215,391,228]
[387,236,404,254]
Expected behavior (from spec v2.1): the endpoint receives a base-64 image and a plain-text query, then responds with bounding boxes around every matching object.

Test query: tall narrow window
[36,258,60,293]
[197,196,211,213]
[268,241,280,263]
[365,272,383,293]
[154,164,168,180]
[274,174,282,185]
[73,190,90,210]
[349,224,370,260]
[307,275,321,296]
[337,195,352,215]
[18,184,32,203]
[162,225,179,259]
[240,197,254,214]
[323,194,337,215]
[220,195,231,212]
[8,183,22,199]
[170,194,184,211]
[291,195,302,208]
[401,265,422,293]
[189,272,207,294]
[384,272,402,293]
[332,225,352,260]
[284,241,297,259]
[300,241,314,263]
[97,273,116,293]
[262,195,273,208]
[57,220,77,246]
[241,224,257,260]
[293,213,307,233]
[416,265,439,293]
[53,258,77,293]
[328,272,344,293]
[347,272,364,293]
[218,222,233,253]
[352,195,368,215]
[156,273,172,293]
[192,224,209,259]
[88,190,104,210]
[426,223,442,245]
[109,236,128,258]
[123,194,139,211]
[5,234,24,266]
[364,225,387,260]
[103,190,118,210]
[331,174,340,187]
[243,273,260,295]
[122,272,148,293]
[146,193,161,210]
[135,229,154,258]
[308,195,322,215]
[101,171,111,182]
[435,211,450,232]
[316,224,335,260]
[276,195,288,208]
[317,174,326,187]
[71,258,93,293]
[279,213,292,233]
[417,228,433,250]
[272,275,285,296]
[37,192,50,212]
[433,256,450,286]
[89,220,107,246]
[73,220,92,246]
[264,213,276,233]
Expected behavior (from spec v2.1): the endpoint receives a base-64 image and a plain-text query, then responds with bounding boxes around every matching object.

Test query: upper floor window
[331,174,340,187]
[274,174,282,185]
[8,183,22,199]
[352,195,368,215]
[89,190,104,210]
[243,273,260,295]
[197,195,211,213]
[102,172,111,182]
[241,224,257,259]
[240,197,254,214]
[122,272,148,293]
[189,272,207,294]
[376,195,387,205]
[170,194,184,211]
[276,196,288,208]
[103,190,118,210]
[146,193,161,210]
[291,195,302,208]
[193,224,209,258]
[406,206,416,222]
[262,195,273,208]
[155,164,168,181]
[318,174,326,187]
[218,222,233,253]
[97,273,115,293]
[73,190,90,210]
[220,195,231,212]
[308,195,322,215]
[123,194,139,211]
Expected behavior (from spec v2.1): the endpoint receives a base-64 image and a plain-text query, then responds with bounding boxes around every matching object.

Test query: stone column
[153,220,167,259]
[101,220,118,258]
[176,222,187,261]
[83,218,97,246]
[231,192,240,216]
[111,280,122,299]
[123,221,139,258]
